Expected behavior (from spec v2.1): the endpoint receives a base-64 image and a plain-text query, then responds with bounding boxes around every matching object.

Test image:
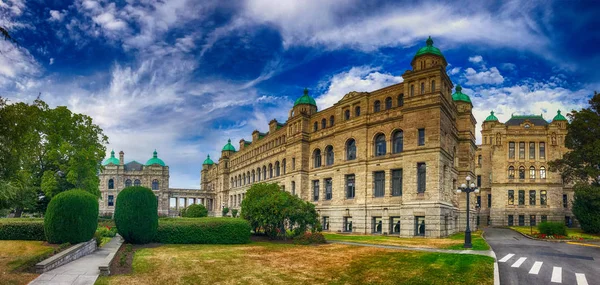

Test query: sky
[1,0,599,189]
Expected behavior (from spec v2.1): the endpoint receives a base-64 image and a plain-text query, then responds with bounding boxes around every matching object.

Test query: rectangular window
[563,194,568,208]
[530,215,537,226]
[519,215,525,226]
[529,190,536,205]
[418,129,425,146]
[540,190,547,205]
[322,216,329,230]
[475,196,481,208]
[508,190,514,205]
[508,215,514,226]
[518,190,525,205]
[477,175,481,187]
[390,217,401,234]
[292,157,296,170]
[372,217,382,233]
[509,142,515,159]
[325,178,332,200]
[529,142,535,159]
[417,163,426,193]
[415,216,425,236]
[108,195,114,207]
[477,215,480,226]
[344,217,353,232]
[541,215,547,223]
[291,181,296,196]
[539,142,546,159]
[346,174,355,199]
[488,194,492,208]
[374,171,385,197]
[312,180,319,201]
[519,142,525,159]
[392,169,403,196]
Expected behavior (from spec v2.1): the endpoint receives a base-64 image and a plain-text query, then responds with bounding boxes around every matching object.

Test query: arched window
[519,166,525,179]
[478,155,482,166]
[540,166,546,179]
[269,163,273,178]
[410,85,414,96]
[355,106,361,116]
[330,115,334,127]
[529,166,536,179]
[282,159,286,174]
[313,122,318,131]
[263,166,267,180]
[431,80,436,92]
[313,149,322,168]
[374,134,386,156]
[385,97,392,110]
[257,168,261,181]
[326,145,334,165]
[393,130,404,153]
[398,93,404,107]
[125,179,132,187]
[345,110,350,120]
[152,179,159,190]
[321,118,326,129]
[231,178,234,187]
[508,166,515,179]
[252,170,256,182]
[420,82,425,94]
[134,179,141,187]
[108,179,114,189]
[275,161,280,176]
[347,139,357,160]
[247,171,250,183]
[374,100,381,112]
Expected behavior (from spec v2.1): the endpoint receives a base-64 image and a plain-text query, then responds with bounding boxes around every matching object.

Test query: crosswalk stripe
[499,253,514,262]
[528,261,543,274]
[575,273,588,285]
[511,257,527,268]
[551,267,562,283]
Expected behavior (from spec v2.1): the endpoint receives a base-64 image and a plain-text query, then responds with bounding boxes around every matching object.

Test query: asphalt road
[484,228,600,285]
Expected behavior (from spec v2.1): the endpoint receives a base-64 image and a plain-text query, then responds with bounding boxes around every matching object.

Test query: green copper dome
[553,110,567,121]
[145,150,166,166]
[414,36,445,59]
[452,85,472,103]
[293,88,317,107]
[102,150,120,166]
[203,154,214,165]
[485,111,499,122]
[222,139,236,152]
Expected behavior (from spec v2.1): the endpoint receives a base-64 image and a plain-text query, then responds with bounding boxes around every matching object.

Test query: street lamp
[456,175,479,248]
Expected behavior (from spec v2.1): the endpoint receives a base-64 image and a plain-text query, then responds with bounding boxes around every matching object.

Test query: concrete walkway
[329,240,495,257]
[29,236,123,285]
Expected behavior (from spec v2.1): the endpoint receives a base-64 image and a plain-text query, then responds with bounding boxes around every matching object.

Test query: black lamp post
[456,175,479,249]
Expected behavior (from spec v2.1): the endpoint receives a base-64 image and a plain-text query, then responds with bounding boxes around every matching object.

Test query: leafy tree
[241,183,319,239]
[571,184,600,233]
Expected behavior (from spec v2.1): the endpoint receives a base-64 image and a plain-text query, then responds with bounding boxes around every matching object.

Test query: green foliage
[114,186,158,244]
[231,209,238,218]
[572,184,600,233]
[181,204,208,218]
[44,190,98,244]
[154,218,251,244]
[293,232,326,245]
[241,183,320,239]
[537,222,567,236]
[0,219,45,240]
[222,207,229,217]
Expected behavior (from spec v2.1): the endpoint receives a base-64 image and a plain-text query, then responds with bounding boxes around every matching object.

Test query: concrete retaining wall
[35,239,97,273]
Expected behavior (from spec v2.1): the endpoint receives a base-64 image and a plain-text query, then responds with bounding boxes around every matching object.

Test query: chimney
[119,151,124,165]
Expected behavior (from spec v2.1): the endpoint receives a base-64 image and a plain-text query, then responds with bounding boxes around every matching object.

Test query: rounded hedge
[114,186,158,244]
[181,204,208,218]
[44,189,99,244]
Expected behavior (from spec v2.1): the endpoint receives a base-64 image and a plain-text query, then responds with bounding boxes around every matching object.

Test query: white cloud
[48,10,66,22]
[468,55,483,63]
[449,67,461,75]
[464,67,504,85]
[0,0,25,16]
[93,12,127,31]
[315,66,403,109]
[49,58,54,65]
[501,63,516,70]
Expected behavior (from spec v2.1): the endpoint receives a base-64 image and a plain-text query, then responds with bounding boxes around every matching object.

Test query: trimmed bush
[0,219,45,240]
[572,184,600,233]
[293,232,326,245]
[538,222,567,236]
[181,204,208,218]
[154,218,251,244]
[44,190,98,244]
[114,186,158,244]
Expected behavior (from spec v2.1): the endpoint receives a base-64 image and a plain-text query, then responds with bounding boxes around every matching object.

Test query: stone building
[99,150,214,216]
[201,37,479,237]
[474,111,574,227]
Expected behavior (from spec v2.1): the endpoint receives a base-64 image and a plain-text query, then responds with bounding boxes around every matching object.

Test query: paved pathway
[29,236,123,285]
[329,240,495,257]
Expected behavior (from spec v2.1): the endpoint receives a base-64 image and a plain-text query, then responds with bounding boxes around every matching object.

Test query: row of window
[324,216,427,236]
[506,190,562,206]
[338,94,406,123]
[231,159,288,188]
[229,193,245,208]
[508,142,546,160]
[231,135,287,166]
[107,178,159,190]
[507,166,547,179]
[505,215,573,227]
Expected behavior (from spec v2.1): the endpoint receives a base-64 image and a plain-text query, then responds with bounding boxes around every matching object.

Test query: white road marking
[551,267,562,283]
[499,254,515,262]
[511,257,527,268]
[576,273,588,285]
[528,261,543,274]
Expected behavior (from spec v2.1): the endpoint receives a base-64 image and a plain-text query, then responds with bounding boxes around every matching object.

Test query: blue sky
[1,0,599,188]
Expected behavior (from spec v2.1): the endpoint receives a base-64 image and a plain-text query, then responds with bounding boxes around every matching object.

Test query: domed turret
[203,154,214,165]
[485,111,499,122]
[411,36,447,70]
[145,150,166,166]
[452,85,472,104]
[222,139,236,152]
[102,150,120,166]
[293,88,317,107]
[553,110,567,121]
[414,36,444,58]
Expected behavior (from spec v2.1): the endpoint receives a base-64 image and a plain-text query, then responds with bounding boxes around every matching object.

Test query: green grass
[510,226,600,240]
[0,218,44,223]
[446,231,490,250]
[0,240,54,285]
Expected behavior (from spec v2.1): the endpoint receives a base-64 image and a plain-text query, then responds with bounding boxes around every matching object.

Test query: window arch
[374,100,381,112]
[269,163,273,178]
[242,173,246,185]
[540,166,546,179]
[431,80,436,92]
[325,145,334,166]
[313,122,318,131]
[275,161,280,176]
[330,115,334,127]
[282,159,286,174]
[231,177,234,187]
[420,82,425,94]
[257,168,261,181]
[125,179,132,187]
[508,166,515,179]
[134,179,141,187]
[108,179,114,189]
[262,166,267,180]
[152,179,159,190]
[385,97,392,110]
[247,171,250,183]
[398,93,404,107]
[519,166,525,179]
[393,130,404,153]
[529,166,536,179]
[313,149,322,168]
[347,139,357,160]
[321,118,326,129]
[355,106,361,116]
[374,133,386,156]
[345,110,350,120]
[252,170,256,182]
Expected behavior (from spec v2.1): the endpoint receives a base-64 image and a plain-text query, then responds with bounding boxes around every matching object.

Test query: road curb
[481,230,500,285]
[509,228,570,243]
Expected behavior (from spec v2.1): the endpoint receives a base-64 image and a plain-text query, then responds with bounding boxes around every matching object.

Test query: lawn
[0,240,54,285]
[510,226,600,240]
[95,242,494,285]
[323,231,489,250]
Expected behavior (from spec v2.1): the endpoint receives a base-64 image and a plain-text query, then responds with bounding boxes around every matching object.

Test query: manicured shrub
[293,232,326,245]
[572,184,600,233]
[231,209,238,218]
[0,219,45,240]
[44,189,98,244]
[538,222,567,236]
[181,204,208,218]
[154,218,251,244]
[222,207,229,217]
[114,186,158,244]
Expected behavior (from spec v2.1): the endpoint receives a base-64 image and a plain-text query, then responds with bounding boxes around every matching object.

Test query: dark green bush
[181,204,208,218]
[538,222,567,236]
[0,219,45,240]
[572,184,600,233]
[222,207,229,217]
[231,209,238,218]
[154,218,251,244]
[293,232,326,245]
[44,190,98,244]
[114,186,158,244]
